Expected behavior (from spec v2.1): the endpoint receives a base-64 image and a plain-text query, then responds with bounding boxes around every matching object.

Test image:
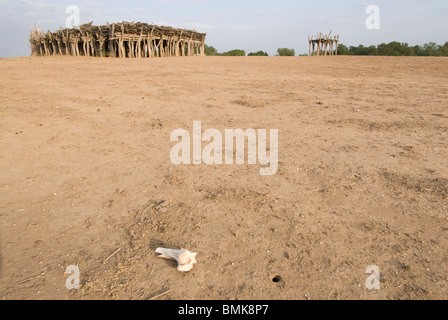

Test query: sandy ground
[0,56,447,300]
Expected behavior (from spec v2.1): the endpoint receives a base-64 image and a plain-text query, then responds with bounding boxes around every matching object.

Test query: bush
[248,50,269,56]
[204,44,219,56]
[277,48,295,56]
[337,44,350,55]
[221,49,246,56]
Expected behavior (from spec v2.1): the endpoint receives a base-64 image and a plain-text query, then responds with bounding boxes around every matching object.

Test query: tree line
[204,45,295,56]
[338,41,448,56]
[205,41,448,57]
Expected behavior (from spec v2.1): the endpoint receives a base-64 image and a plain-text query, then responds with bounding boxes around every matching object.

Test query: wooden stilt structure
[29,22,207,58]
[308,31,339,56]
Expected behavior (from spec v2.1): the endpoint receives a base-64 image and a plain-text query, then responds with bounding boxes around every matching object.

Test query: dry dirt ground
[0,56,447,300]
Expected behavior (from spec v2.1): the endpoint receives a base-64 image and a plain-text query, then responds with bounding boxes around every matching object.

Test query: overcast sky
[0,0,447,57]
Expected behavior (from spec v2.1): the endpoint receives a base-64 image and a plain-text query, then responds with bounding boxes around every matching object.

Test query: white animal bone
[155,248,197,272]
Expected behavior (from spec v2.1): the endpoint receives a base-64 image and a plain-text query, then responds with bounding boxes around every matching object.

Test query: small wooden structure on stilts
[308,31,339,56]
[29,22,207,58]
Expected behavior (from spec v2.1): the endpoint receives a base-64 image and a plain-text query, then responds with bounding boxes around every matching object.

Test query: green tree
[423,42,439,56]
[367,45,379,55]
[413,45,425,56]
[248,50,269,56]
[437,42,448,56]
[377,42,402,56]
[221,49,246,56]
[277,48,295,56]
[204,44,219,56]
[337,44,350,55]
[348,45,378,55]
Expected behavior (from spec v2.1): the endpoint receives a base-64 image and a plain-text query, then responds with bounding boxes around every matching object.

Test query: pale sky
[0,0,447,57]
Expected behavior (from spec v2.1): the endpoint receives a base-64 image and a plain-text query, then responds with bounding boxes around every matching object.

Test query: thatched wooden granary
[29,21,207,58]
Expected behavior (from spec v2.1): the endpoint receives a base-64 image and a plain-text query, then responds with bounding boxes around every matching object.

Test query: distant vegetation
[205,45,296,57]
[204,44,219,56]
[338,41,448,56]
[221,49,246,56]
[248,50,269,56]
[276,48,295,56]
[205,41,448,58]
[204,45,245,56]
